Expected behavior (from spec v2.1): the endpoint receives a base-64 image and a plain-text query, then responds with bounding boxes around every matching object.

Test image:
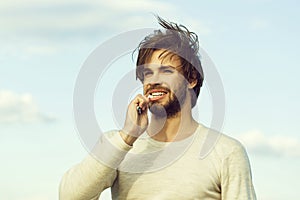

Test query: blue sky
[0,0,299,199]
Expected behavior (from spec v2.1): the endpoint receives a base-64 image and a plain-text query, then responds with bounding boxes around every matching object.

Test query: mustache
[144,84,171,94]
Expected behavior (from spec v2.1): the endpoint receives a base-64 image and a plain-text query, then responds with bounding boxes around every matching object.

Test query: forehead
[145,49,181,68]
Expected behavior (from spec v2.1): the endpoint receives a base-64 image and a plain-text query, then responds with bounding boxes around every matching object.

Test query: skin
[120,49,199,145]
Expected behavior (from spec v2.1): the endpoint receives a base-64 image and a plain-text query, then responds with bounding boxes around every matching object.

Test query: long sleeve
[59,131,132,200]
[221,143,256,200]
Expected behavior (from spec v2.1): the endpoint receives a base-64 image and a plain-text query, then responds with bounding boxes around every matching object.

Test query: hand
[120,94,149,145]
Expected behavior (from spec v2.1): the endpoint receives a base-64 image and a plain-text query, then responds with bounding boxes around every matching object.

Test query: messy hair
[135,16,204,108]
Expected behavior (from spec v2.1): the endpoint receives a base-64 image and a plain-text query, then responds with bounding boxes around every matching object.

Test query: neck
[147,101,198,142]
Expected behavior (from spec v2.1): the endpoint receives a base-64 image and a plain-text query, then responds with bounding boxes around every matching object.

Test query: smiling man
[142,54,189,119]
[60,16,256,200]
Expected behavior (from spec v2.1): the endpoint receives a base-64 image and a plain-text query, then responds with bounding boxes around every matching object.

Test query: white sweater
[59,124,256,200]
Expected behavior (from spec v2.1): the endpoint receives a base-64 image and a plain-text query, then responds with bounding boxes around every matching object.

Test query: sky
[0,0,299,199]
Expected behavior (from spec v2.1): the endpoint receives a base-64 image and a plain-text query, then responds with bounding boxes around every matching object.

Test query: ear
[188,79,197,89]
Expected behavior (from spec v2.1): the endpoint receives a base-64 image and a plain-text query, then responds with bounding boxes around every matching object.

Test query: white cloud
[237,130,300,157]
[0,0,210,36]
[101,0,175,13]
[0,0,212,58]
[0,90,56,123]
[0,0,174,34]
[0,1,155,59]
[0,40,52,61]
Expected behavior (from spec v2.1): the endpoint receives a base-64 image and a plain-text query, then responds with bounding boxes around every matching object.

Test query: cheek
[170,80,184,92]
[143,83,151,93]
[172,82,188,98]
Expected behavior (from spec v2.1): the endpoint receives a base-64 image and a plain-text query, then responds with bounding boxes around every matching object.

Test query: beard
[148,85,187,118]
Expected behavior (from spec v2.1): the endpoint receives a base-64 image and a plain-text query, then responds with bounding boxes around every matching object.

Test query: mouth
[147,89,168,101]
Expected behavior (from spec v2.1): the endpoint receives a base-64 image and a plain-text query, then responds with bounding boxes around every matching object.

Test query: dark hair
[135,16,204,108]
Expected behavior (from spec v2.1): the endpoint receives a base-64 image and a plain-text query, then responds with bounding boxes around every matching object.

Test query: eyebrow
[160,65,175,70]
[143,65,175,70]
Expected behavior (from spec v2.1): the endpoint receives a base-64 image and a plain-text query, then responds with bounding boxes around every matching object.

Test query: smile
[148,90,168,101]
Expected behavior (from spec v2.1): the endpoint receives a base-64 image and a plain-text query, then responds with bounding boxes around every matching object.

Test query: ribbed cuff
[89,130,133,169]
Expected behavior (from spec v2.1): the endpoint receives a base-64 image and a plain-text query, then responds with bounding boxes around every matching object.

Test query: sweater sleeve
[59,131,132,200]
[221,143,257,200]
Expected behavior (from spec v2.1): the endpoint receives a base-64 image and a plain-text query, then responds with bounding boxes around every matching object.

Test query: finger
[134,94,149,110]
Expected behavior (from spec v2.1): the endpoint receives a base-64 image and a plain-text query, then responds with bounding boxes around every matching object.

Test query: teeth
[148,91,166,99]
[151,92,164,96]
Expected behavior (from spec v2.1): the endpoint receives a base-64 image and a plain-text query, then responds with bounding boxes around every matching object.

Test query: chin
[149,102,181,118]
[149,104,167,118]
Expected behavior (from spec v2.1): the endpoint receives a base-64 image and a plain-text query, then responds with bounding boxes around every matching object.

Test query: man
[60,16,256,200]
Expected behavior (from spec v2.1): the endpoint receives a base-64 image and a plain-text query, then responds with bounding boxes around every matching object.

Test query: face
[142,50,189,118]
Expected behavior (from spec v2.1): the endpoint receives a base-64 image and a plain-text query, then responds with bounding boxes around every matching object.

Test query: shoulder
[196,124,247,160]
[218,133,246,157]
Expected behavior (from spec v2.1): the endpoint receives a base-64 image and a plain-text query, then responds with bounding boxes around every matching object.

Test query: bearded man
[60,16,256,200]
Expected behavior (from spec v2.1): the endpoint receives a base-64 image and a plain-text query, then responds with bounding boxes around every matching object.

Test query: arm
[221,144,257,200]
[59,94,149,200]
[59,131,132,200]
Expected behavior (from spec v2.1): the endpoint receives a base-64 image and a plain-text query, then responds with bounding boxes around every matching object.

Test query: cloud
[237,130,300,157]
[101,0,175,13]
[0,0,212,59]
[0,0,210,37]
[0,90,56,123]
[0,0,174,35]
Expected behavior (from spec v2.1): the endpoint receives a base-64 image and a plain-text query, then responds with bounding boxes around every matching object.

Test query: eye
[143,70,152,77]
[163,69,173,74]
